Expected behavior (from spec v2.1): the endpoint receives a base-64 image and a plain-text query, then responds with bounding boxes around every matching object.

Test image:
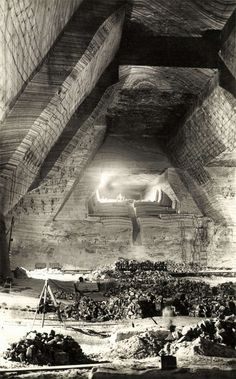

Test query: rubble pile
[38,260,235,322]
[61,276,236,321]
[114,259,168,272]
[114,258,202,273]
[165,260,203,273]
[88,263,116,281]
[109,316,236,360]
[103,278,236,319]
[53,289,74,301]
[3,330,88,366]
[168,317,236,358]
[62,294,143,321]
[105,269,172,288]
[173,336,236,358]
[89,259,203,281]
[109,331,165,359]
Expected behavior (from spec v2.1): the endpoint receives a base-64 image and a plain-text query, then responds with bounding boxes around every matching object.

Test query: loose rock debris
[3,330,89,366]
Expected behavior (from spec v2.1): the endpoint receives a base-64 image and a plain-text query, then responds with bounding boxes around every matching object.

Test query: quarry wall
[168,82,236,268]
[8,137,214,270]
[1,1,236,271]
[0,0,82,122]
[0,2,125,214]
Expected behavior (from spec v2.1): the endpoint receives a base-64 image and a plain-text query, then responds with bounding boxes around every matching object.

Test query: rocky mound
[109,331,165,359]
[3,330,89,366]
[109,317,236,360]
[170,337,236,358]
[165,317,236,359]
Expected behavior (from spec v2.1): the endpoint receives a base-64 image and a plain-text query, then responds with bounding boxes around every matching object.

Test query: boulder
[13,266,28,278]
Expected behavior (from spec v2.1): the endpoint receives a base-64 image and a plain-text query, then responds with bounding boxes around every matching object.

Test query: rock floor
[1,277,236,378]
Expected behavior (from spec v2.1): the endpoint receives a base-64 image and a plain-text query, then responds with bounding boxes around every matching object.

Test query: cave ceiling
[126,0,235,36]
[106,66,217,138]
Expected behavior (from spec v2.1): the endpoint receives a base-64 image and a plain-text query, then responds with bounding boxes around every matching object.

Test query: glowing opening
[98,172,111,189]
[96,173,163,203]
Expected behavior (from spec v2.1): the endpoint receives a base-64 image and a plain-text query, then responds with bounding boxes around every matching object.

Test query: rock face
[127,0,235,35]
[220,9,236,80]
[1,1,236,270]
[0,213,10,277]
[0,0,125,214]
[10,218,133,270]
[0,0,83,122]
[8,137,207,270]
[168,84,236,194]
[108,66,216,138]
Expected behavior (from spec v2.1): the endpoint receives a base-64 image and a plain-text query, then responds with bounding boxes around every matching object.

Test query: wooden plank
[0,362,109,373]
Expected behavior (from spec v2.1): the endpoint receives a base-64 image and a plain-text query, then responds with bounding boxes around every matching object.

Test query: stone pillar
[0,213,11,278]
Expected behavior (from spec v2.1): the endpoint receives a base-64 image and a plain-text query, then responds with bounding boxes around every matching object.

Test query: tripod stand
[32,279,65,328]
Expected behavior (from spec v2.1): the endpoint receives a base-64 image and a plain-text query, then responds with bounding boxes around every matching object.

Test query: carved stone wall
[167,75,236,267]
[10,217,133,270]
[8,135,209,270]
[0,4,125,214]
[0,0,82,122]
[128,0,235,35]
[2,0,236,271]
[168,82,236,223]
[220,9,236,79]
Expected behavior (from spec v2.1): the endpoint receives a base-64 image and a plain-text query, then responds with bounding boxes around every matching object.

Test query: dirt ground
[1,275,236,378]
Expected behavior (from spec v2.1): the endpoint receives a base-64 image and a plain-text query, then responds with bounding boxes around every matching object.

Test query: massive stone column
[0,1,125,215]
[0,0,82,122]
[0,213,11,278]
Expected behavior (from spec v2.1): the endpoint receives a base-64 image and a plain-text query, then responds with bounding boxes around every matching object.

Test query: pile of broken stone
[109,330,165,359]
[114,258,203,273]
[3,330,89,366]
[3,317,236,365]
[109,316,236,360]
[88,258,203,281]
[167,316,236,358]
[53,289,74,300]
[60,276,236,321]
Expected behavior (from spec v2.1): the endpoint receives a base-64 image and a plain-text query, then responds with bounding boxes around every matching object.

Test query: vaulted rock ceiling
[0,0,236,274]
[107,66,216,138]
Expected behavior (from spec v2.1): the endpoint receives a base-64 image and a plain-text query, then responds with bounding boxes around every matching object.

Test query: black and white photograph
[0,0,236,378]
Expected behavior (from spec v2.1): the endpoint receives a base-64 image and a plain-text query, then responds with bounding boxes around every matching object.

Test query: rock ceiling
[127,0,235,35]
[120,0,236,67]
[107,66,216,138]
[0,0,236,223]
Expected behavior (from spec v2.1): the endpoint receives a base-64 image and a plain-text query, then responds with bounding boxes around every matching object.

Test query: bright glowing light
[144,185,160,201]
[96,189,101,201]
[96,190,127,203]
[117,193,125,201]
[98,172,111,188]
